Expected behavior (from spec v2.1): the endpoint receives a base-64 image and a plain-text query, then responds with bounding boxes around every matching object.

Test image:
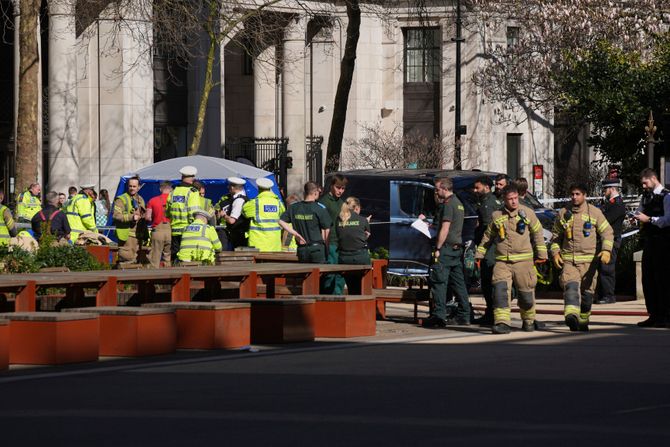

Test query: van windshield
[398,183,436,219]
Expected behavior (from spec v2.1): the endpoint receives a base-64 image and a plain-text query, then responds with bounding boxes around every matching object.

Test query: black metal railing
[306,136,324,186]
[224,137,291,193]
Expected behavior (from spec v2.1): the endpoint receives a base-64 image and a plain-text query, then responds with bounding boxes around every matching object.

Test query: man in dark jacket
[32,191,71,242]
[596,178,626,304]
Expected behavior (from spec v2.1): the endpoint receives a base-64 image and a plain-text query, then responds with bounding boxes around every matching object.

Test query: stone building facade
[1,1,555,197]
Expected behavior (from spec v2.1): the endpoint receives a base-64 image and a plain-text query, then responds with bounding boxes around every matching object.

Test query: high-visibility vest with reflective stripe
[475,204,546,263]
[113,193,145,242]
[166,185,200,235]
[65,193,97,238]
[16,191,41,220]
[177,223,222,263]
[0,205,14,246]
[242,191,285,252]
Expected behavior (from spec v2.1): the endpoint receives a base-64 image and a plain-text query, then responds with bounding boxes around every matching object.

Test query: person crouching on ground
[176,209,222,265]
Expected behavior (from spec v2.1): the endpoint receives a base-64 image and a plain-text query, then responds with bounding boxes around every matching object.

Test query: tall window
[506,134,522,180]
[404,28,441,83]
[506,26,519,50]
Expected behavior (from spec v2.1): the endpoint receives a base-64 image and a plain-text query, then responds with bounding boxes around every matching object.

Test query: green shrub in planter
[0,246,39,273]
[34,244,109,271]
[370,246,389,260]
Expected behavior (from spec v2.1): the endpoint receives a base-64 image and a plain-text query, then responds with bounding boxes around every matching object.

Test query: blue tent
[112,155,282,219]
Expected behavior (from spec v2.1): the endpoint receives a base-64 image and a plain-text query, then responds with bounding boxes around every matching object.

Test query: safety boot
[565,314,580,332]
[522,320,535,332]
[492,323,511,335]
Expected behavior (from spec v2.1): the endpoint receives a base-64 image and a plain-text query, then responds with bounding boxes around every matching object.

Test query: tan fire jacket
[550,202,613,263]
[476,204,547,262]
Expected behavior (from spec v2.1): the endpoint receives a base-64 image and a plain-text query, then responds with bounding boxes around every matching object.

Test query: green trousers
[321,243,345,294]
[297,243,327,263]
[429,249,470,321]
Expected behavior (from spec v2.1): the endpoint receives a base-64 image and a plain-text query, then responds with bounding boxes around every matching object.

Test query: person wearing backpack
[31,191,71,242]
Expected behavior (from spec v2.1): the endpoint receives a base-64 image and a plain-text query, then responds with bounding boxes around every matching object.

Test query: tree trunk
[16,0,41,192]
[325,0,360,173]
[188,0,218,156]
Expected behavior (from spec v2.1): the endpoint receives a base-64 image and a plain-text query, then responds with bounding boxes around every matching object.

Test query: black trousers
[641,235,670,321]
[170,235,182,263]
[598,238,620,300]
[480,257,495,316]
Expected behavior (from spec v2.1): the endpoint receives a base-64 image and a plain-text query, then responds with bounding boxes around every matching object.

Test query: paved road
[1,317,669,446]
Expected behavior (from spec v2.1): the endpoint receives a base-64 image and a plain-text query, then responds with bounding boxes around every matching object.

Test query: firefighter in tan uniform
[550,183,614,332]
[476,184,547,334]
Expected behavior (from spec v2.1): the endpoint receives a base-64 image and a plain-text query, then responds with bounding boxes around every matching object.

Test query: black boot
[492,323,511,334]
[565,314,580,332]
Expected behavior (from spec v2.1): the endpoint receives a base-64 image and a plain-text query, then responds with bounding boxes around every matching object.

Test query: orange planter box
[216,298,315,344]
[0,319,8,370]
[63,307,177,357]
[144,302,251,349]
[1,312,99,365]
[305,295,376,338]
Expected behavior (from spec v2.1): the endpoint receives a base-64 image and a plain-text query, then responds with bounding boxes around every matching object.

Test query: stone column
[90,0,153,193]
[254,44,279,139]
[282,17,307,195]
[48,0,78,194]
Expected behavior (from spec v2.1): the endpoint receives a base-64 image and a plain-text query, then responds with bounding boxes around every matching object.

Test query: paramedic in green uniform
[319,174,347,293]
[336,196,371,295]
[279,181,332,263]
[422,176,471,328]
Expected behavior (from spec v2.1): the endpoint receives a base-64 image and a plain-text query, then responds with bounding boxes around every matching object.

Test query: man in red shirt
[145,181,173,267]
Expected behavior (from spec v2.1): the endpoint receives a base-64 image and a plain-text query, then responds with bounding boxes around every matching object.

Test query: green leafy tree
[558,38,670,178]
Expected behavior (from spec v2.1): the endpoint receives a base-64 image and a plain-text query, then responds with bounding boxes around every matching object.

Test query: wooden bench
[0,312,99,365]
[63,307,177,357]
[373,287,430,321]
[0,319,8,370]
[215,298,315,344]
[0,263,373,311]
[302,295,376,338]
[144,302,251,349]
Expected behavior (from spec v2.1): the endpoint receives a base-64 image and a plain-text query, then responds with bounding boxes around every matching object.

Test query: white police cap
[228,177,246,186]
[601,178,622,188]
[80,183,96,190]
[256,178,274,189]
[179,166,198,177]
[192,208,211,219]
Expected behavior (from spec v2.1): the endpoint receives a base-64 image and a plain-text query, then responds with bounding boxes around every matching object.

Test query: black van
[325,169,493,275]
[328,169,556,276]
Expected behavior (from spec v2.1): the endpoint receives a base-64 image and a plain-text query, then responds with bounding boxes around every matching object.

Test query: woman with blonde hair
[336,196,371,294]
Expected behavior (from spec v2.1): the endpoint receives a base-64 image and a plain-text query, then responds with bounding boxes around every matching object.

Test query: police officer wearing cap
[596,178,626,304]
[66,183,98,242]
[176,208,222,264]
[243,177,285,251]
[215,177,248,249]
[166,166,201,260]
[279,181,331,263]
[635,168,670,327]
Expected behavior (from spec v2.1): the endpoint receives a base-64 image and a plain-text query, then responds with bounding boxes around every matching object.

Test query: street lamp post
[645,111,659,169]
[452,0,464,169]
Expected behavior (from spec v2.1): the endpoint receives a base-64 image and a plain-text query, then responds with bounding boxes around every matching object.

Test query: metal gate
[224,137,291,193]
[306,136,323,186]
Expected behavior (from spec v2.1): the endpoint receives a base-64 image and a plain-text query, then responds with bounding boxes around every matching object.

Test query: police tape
[539,195,639,204]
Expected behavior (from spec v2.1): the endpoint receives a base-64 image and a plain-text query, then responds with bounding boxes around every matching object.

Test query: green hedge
[0,243,108,274]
